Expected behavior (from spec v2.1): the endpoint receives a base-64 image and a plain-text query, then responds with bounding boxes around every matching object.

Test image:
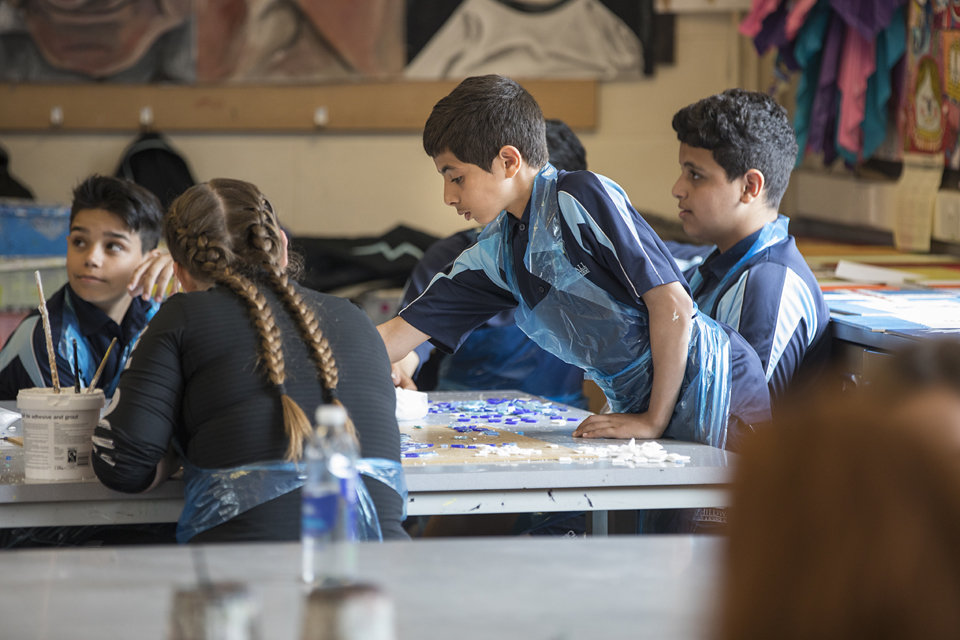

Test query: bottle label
[302,493,338,537]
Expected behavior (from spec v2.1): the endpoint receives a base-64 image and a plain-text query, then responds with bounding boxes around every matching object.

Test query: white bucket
[17,388,105,481]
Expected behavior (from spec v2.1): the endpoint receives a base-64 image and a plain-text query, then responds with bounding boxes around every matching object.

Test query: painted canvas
[0,0,194,82]
[406,0,648,80]
[0,0,655,83]
[197,0,405,82]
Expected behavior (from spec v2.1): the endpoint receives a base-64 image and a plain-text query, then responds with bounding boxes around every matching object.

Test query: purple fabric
[808,11,845,159]
[754,2,791,55]
[741,0,785,38]
[829,0,906,39]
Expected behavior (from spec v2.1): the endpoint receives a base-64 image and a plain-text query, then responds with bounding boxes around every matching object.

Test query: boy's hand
[390,352,420,390]
[572,413,665,440]
[129,249,180,302]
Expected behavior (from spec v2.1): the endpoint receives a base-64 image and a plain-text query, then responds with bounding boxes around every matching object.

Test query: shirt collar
[699,226,764,281]
[65,283,151,342]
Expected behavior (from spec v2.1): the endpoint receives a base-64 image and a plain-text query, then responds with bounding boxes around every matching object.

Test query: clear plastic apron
[172,439,408,544]
[478,165,732,447]
[58,289,159,397]
[688,215,791,315]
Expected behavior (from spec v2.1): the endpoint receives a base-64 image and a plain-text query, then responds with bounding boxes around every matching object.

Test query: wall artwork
[0,0,655,83]
[902,0,960,168]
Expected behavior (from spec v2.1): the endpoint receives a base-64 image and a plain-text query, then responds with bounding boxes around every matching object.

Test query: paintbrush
[2,437,23,447]
[72,338,82,393]
[87,337,117,392]
[34,271,60,394]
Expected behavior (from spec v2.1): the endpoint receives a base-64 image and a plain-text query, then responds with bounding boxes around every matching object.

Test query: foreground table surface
[0,535,723,640]
[0,393,736,527]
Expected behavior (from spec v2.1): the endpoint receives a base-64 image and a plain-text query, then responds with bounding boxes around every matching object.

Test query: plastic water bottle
[301,403,359,585]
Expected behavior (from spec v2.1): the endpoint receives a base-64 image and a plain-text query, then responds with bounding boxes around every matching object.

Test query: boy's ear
[741,169,765,204]
[497,145,523,179]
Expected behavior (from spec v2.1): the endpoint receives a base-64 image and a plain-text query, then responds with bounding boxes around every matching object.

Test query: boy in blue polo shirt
[0,175,172,399]
[671,89,830,400]
[379,75,771,451]
[396,119,588,409]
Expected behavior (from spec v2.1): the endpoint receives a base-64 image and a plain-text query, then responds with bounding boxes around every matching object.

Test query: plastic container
[168,582,261,640]
[302,404,359,586]
[301,584,395,640]
[17,387,105,480]
[0,201,71,257]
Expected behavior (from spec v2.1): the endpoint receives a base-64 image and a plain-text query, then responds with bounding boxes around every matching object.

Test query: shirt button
[519,223,526,231]
[538,286,545,293]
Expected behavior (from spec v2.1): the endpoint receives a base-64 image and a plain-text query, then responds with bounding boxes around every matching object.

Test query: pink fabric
[785,0,819,41]
[739,0,784,38]
[837,25,877,157]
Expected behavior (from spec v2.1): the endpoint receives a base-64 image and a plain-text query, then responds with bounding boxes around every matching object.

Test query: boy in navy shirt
[379,75,771,450]
[396,119,588,408]
[671,89,830,400]
[0,175,174,399]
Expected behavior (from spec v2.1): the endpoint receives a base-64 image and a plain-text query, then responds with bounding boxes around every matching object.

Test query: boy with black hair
[0,175,175,399]
[395,119,588,408]
[380,75,771,451]
[671,89,830,400]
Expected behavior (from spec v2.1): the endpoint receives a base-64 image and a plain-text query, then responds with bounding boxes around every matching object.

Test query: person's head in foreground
[423,74,548,225]
[721,339,960,640]
[671,88,798,252]
[68,175,162,322]
[164,178,352,460]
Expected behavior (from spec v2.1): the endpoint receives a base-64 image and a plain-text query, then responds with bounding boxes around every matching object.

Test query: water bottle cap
[315,403,347,428]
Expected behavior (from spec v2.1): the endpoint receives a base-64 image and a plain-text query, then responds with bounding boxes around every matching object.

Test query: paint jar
[301,584,395,640]
[17,387,104,480]
[168,582,261,640]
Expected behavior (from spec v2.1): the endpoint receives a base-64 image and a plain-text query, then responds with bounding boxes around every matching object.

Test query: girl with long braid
[92,179,407,543]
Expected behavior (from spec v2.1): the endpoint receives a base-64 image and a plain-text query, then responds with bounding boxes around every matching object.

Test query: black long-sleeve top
[92,282,407,542]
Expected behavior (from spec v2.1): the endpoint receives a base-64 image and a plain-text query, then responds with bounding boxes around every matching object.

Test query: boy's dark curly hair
[423,75,548,171]
[673,89,798,210]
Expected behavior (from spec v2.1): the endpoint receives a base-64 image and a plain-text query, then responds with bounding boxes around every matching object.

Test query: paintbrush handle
[35,272,60,394]
[87,337,118,392]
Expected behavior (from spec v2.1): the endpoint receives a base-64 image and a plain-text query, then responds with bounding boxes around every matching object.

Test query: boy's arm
[574,281,692,439]
[377,317,430,364]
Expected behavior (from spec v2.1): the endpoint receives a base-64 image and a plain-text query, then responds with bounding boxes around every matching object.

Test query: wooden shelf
[0,80,597,133]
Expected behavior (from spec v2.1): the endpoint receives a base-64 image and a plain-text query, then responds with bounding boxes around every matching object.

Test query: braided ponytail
[247,199,359,443]
[165,179,344,461]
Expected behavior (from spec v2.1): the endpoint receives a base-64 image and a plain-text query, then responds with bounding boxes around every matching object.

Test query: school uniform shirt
[399,169,771,439]
[690,217,831,401]
[401,228,586,407]
[0,283,155,400]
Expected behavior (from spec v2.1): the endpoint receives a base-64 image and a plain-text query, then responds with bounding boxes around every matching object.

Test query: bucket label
[20,408,99,479]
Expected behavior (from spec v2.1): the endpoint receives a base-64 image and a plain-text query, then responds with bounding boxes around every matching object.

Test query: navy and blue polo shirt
[401,228,586,406]
[400,170,684,353]
[691,220,831,400]
[0,283,155,399]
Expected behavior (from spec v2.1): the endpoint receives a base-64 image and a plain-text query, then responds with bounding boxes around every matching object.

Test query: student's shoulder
[556,170,636,220]
[294,284,372,325]
[755,236,823,289]
[556,169,606,200]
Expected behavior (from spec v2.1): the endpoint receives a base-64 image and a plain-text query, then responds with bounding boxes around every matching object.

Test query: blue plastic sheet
[475,164,733,447]
[173,438,407,543]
